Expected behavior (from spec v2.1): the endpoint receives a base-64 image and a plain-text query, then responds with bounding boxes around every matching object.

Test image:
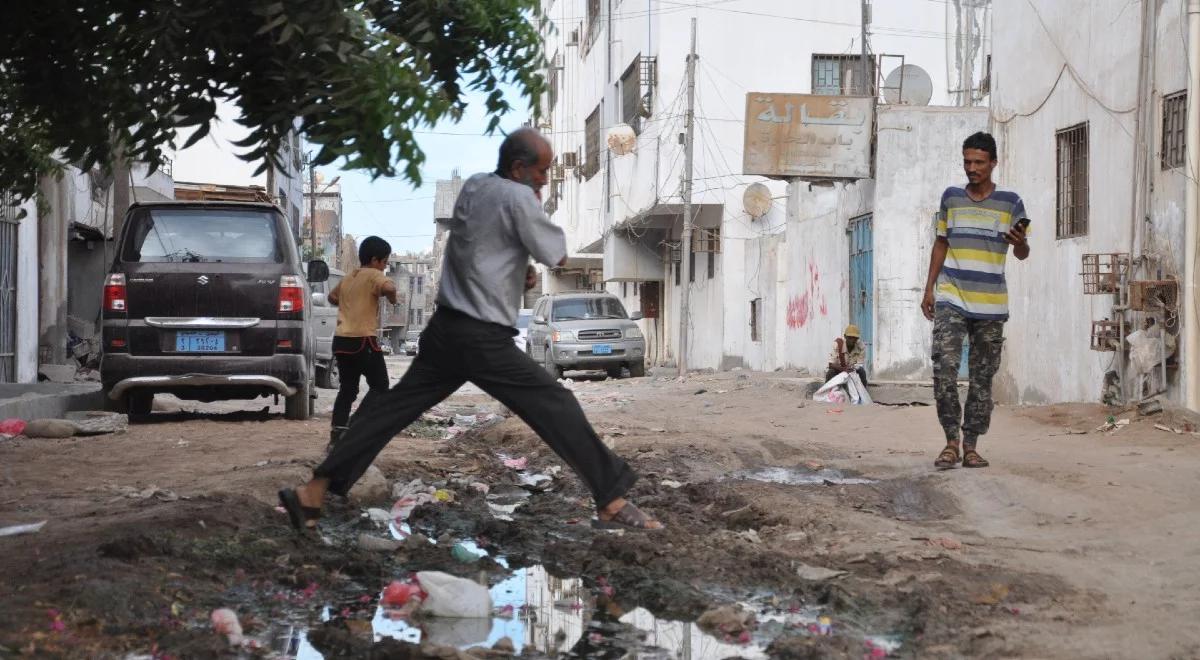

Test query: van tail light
[104,274,127,312]
[278,275,304,313]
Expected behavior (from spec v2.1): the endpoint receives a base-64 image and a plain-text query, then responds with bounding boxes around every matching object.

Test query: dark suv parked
[100,201,329,420]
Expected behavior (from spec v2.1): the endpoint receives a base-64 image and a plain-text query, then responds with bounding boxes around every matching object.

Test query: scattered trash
[416,571,493,618]
[1154,423,1184,435]
[518,473,554,492]
[694,389,708,395]
[0,418,26,438]
[392,478,429,500]
[454,414,478,427]
[0,521,46,537]
[381,580,424,607]
[210,608,244,646]
[795,562,848,581]
[451,542,484,564]
[825,408,844,414]
[696,605,756,636]
[660,479,684,489]
[358,533,402,553]
[501,457,528,470]
[817,615,833,636]
[432,489,454,503]
[391,493,435,522]
[366,508,392,524]
[47,608,65,633]
[469,482,490,495]
[1096,417,1131,433]
[107,485,184,502]
[1138,399,1164,416]
[736,466,874,486]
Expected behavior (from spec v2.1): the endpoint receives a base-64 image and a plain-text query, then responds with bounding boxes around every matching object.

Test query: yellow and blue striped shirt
[934,186,1028,321]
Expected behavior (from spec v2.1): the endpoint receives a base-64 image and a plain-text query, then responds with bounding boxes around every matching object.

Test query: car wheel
[606,366,623,379]
[543,345,563,380]
[316,360,340,390]
[126,391,154,422]
[285,377,313,420]
[629,361,646,378]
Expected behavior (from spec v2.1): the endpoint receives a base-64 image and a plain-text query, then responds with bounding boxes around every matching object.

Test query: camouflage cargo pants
[931,305,1005,448]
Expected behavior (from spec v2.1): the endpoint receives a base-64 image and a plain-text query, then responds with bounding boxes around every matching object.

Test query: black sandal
[278,489,321,532]
[934,444,961,469]
[593,502,664,531]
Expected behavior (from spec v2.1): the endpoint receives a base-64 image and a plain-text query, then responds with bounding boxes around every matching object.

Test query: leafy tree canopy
[0,0,546,202]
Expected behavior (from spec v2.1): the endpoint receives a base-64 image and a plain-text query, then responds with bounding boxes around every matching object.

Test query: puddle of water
[736,466,876,486]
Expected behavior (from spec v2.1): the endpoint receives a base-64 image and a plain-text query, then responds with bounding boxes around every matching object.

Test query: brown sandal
[594,502,664,530]
[934,444,961,469]
[962,449,990,468]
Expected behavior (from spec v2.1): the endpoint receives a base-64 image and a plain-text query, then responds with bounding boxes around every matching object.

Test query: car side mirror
[307,259,330,283]
[311,292,328,307]
[533,315,546,325]
[630,311,644,321]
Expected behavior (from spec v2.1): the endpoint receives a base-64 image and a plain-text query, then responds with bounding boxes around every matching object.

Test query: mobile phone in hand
[1014,218,1030,232]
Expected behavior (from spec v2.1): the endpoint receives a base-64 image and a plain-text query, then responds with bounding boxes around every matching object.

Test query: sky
[314,87,531,255]
[173,86,533,256]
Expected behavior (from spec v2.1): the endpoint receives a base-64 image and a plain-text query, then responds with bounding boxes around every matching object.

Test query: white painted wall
[990,0,1188,404]
[872,106,989,380]
[16,198,38,383]
[539,0,954,371]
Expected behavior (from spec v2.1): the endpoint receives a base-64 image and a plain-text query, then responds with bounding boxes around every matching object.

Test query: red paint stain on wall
[786,259,830,330]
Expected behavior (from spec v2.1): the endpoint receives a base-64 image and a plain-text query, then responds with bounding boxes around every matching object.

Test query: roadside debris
[381,580,424,607]
[349,465,389,503]
[660,479,684,489]
[417,571,492,617]
[107,484,184,501]
[696,605,756,636]
[0,419,26,438]
[501,456,528,470]
[451,542,485,564]
[0,521,46,537]
[795,562,848,581]
[1095,416,1131,433]
[926,536,964,551]
[210,608,244,646]
[358,533,402,553]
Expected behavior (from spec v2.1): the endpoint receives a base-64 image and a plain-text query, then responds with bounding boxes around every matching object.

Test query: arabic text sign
[742,93,873,179]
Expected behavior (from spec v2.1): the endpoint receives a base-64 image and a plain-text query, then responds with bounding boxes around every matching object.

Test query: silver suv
[526,292,646,379]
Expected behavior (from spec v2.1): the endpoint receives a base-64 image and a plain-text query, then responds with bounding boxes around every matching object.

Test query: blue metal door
[848,214,873,371]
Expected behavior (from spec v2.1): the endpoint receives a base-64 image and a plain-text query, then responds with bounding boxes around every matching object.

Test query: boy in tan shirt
[327,236,397,448]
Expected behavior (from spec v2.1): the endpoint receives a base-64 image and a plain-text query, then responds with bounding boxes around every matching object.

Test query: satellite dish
[607,124,637,155]
[883,65,933,106]
[742,183,772,219]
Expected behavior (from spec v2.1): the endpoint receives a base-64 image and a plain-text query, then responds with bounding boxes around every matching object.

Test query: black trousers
[314,308,638,508]
[331,336,390,428]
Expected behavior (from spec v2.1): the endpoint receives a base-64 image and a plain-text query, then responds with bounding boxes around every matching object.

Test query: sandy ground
[1,357,1198,659]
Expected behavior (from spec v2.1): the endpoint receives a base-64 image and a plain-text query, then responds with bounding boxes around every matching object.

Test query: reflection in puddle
[271,536,901,658]
[736,466,875,486]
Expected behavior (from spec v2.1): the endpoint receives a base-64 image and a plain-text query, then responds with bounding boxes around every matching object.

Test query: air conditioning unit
[552,163,566,181]
[567,28,580,46]
[553,53,565,69]
[663,242,681,263]
[561,151,579,168]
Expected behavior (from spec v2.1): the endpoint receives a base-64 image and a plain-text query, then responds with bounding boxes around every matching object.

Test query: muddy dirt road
[1,359,1198,659]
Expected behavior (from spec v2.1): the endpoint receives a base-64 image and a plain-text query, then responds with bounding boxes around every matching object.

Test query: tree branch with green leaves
[0,0,547,203]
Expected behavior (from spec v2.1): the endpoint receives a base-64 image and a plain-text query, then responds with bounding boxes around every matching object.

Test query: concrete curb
[0,383,107,420]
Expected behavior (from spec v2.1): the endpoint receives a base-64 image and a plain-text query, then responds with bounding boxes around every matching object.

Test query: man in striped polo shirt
[921,132,1030,469]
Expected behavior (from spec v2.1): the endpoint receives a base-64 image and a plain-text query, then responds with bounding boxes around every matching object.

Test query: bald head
[497,128,552,187]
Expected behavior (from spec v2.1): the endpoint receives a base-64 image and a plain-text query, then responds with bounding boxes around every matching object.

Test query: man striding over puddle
[281,128,662,531]
[922,131,1030,470]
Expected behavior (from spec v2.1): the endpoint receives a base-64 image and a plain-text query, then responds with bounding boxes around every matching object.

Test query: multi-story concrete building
[536,0,955,371]
[303,173,344,268]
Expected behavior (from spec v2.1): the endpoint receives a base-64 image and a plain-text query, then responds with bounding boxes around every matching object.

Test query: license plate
[592,343,612,355]
[176,331,225,352]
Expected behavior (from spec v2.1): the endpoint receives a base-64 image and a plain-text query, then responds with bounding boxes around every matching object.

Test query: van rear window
[123,209,283,263]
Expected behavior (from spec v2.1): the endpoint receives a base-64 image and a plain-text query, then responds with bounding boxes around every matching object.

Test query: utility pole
[860,0,871,96]
[677,18,697,379]
[308,155,317,261]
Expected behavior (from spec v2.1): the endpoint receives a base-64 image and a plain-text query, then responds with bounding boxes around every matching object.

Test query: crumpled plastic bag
[416,571,492,618]
[813,372,872,406]
[0,418,26,438]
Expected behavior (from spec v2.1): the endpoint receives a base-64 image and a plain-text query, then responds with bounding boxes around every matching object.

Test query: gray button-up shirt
[435,173,568,328]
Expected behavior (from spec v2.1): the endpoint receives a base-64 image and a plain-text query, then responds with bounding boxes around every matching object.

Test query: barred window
[584,106,601,180]
[1162,91,1187,170]
[812,54,875,96]
[1055,123,1089,239]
